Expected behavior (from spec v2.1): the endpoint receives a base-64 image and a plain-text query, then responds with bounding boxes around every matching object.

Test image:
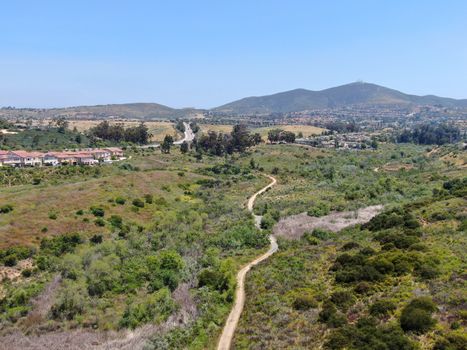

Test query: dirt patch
[273,205,383,239]
[0,258,33,281]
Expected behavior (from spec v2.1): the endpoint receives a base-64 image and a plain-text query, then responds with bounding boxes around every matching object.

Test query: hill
[0,103,202,120]
[213,82,467,115]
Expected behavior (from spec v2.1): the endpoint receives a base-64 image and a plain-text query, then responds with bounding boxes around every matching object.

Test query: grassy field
[199,124,325,139]
[67,120,181,142]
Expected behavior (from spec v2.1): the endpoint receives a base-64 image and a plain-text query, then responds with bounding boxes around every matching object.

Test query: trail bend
[217,174,278,350]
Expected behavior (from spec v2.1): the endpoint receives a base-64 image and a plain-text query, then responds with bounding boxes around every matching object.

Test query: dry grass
[199,124,324,139]
[0,170,203,248]
[273,205,384,239]
[67,120,181,142]
[253,125,325,138]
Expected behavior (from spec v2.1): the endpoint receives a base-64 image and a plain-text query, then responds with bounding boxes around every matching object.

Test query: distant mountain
[213,82,467,115]
[0,103,202,120]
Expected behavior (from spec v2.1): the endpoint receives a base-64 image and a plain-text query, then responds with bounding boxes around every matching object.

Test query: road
[217,175,278,350]
[140,122,194,148]
[174,122,195,145]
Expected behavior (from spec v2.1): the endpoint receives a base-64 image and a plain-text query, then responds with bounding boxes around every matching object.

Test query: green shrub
[90,206,105,217]
[132,198,145,208]
[354,282,372,295]
[144,194,153,204]
[400,297,437,333]
[115,197,126,205]
[40,233,83,256]
[415,264,440,280]
[292,295,318,310]
[119,288,176,329]
[0,204,13,213]
[341,242,360,251]
[109,215,123,228]
[21,268,32,277]
[307,202,331,217]
[48,212,57,220]
[94,218,105,227]
[90,234,103,244]
[32,177,41,185]
[330,291,356,311]
[75,209,84,215]
[312,228,331,240]
[369,299,397,316]
[433,334,467,350]
[4,254,17,267]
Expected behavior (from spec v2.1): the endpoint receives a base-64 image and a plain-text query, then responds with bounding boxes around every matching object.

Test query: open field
[199,124,325,139]
[67,120,181,142]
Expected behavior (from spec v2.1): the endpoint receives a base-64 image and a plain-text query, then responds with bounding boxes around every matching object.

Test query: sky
[1,0,467,108]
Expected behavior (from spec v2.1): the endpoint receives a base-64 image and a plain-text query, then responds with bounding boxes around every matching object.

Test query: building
[104,147,124,158]
[9,151,43,167]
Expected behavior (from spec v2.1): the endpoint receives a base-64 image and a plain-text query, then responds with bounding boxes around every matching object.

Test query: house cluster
[0,147,124,167]
[297,133,376,149]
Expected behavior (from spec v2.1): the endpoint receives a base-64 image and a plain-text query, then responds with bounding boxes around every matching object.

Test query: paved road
[217,175,278,350]
[140,122,194,148]
[174,122,195,145]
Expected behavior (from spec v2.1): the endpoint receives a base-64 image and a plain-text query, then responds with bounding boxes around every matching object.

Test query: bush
[312,228,331,240]
[307,202,331,217]
[132,198,145,208]
[115,197,126,205]
[415,264,440,280]
[94,218,105,227]
[144,194,153,204]
[32,177,41,185]
[90,206,105,217]
[330,291,356,311]
[90,234,103,244]
[75,209,84,215]
[0,204,13,213]
[354,282,372,295]
[369,299,397,316]
[4,254,17,267]
[21,268,32,277]
[341,242,360,251]
[433,334,467,350]
[109,215,123,228]
[48,212,57,220]
[293,295,318,310]
[400,297,437,333]
[198,269,229,292]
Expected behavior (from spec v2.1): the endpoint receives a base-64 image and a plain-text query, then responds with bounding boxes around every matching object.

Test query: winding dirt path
[217,174,278,350]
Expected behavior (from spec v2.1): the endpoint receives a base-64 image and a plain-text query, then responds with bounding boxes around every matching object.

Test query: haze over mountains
[2,82,467,119]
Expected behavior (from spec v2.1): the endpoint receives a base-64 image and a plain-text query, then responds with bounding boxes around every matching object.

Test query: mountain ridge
[213,82,467,115]
[2,82,466,119]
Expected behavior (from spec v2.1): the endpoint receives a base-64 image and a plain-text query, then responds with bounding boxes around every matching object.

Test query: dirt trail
[217,175,277,350]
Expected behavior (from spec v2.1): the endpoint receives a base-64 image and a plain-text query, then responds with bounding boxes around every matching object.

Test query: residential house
[0,151,22,167]
[91,149,111,161]
[104,147,124,158]
[10,151,43,167]
[73,152,98,165]
[43,153,60,166]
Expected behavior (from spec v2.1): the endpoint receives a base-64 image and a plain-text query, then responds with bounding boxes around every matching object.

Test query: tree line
[193,124,261,156]
[397,123,462,145]
[89,121,151,144]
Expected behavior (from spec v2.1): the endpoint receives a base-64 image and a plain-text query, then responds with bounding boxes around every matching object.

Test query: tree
[161,135,174,154]
[180,141,189,154]
[268,129,282,143]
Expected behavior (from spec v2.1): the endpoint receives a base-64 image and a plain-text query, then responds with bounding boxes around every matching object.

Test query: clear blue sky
[1,0,466,108]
